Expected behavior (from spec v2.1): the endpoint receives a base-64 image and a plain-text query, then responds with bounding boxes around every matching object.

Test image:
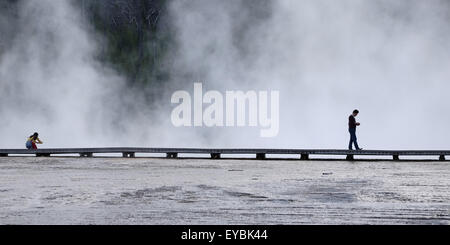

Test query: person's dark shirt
[349,115,357,128]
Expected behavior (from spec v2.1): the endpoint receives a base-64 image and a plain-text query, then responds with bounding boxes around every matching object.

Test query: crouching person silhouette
[26,132,43,150]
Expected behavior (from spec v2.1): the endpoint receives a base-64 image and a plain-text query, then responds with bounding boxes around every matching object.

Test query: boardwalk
[0,148,449,161]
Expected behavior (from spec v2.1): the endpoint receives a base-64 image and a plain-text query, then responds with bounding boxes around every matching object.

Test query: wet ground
[0,157,448,224]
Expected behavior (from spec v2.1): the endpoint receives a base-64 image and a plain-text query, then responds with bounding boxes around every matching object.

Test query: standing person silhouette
[26,132,43,150]
[348,110,362,150]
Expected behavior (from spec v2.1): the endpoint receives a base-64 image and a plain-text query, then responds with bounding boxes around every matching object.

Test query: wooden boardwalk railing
[0,148,448,161]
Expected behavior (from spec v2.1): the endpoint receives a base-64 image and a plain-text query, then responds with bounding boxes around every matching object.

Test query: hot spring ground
[0,157,448,224]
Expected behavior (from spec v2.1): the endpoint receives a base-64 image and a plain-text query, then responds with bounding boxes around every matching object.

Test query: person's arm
[36,138,43,144]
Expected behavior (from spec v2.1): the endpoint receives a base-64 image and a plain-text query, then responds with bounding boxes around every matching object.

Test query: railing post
[439,155,446,161]
[122,152,135,158]
[36,153,50,157]
[300,154,309,160]
[80,153,93,157]
[211,153,221,159]
[393,155,400,161]
[256,153,266,160]
[346,154,354,161]
[167,153,178,158]
[0,153,8,157]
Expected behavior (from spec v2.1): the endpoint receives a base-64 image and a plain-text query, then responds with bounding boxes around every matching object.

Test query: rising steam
[1,0,449,149]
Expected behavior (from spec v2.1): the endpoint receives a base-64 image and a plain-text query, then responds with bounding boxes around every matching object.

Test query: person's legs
[32,142,37,149]
[348,128,354,150]
[349,128,360,150]
[353,132,360,150]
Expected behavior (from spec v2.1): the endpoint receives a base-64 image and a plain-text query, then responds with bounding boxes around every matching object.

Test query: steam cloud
[1,0,449,149]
